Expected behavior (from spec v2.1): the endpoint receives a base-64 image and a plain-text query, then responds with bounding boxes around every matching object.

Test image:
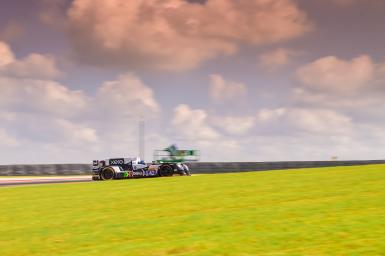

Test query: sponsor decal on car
[109,158,124,165]
[133,170,144,177]
[144,170,157,176]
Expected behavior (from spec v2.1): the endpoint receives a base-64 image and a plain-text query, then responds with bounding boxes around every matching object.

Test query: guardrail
[0,164,90,176]
[1,160,385,176]
[186,160,385,174]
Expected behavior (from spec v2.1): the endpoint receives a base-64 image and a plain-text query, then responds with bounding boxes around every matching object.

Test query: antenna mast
[139,119,145,160]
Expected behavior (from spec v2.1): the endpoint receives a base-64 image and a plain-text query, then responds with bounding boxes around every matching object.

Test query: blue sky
[1,0,385,164]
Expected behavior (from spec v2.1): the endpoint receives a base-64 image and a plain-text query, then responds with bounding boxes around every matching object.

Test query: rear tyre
[159,165,174,177]
[101,167,115,180]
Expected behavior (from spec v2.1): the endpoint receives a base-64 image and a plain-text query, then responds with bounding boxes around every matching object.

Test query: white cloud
[96,73,159,117]
[296,55,375,92]
[209,74,246,102]
[257,107,353,135]
[330,0,357,6]
[67,0,311,71]
[210,116,255,135]
[257,108,287,122]
[0,72,161,163]
[258,48,301,70]
[376,62,385,82]
[292,87,384,112]
[288,108,352,135]
[170,104,250,161]
[0,129,20,147]
[327,0,385,6]
[0,41,61,79]
[0,53,60,79]
[0,21,24,42]
[39,0,68,27]
[0,41,14,66]
[55,119,99,144]
[0,76,88,117]
[0,111,16,122]
[0,42,162,163]
[0,42,96,162]
[167,104,385,162]
[293,54,385,121]
[172,104,220,141]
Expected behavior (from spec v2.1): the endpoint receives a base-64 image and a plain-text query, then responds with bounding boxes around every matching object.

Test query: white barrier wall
[186,160,385,174]
[1,160,385,176]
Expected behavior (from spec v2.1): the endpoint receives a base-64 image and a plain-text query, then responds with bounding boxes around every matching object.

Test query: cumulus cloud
[0,129,20,147]
[0,41,14,66]
[0,41,60,79]
[0,54,61,79]
[210,116,255,135]
[0,42,162,163]
[168,104,378,161]
[327,0,385,6]
[0,76,88,117]
[172,104,220,140]
[0,21,24,42]
[0,42,85,117]
[281,54,385,160]
[286,108,352,135]
[171,104,251,161]
[258,48,301,70]
[39,0,68,27]
[209,74,246,102]
[292,87,384,112]
[249,105,385,160]
[293,54,385,123]
[96,73,160,117]
[329,0,358,6]
[0,72,161,162]
[55,119,99,143]
[256,107,353,135]
[296,55,375,92]
[257,108,287,123]
[67,0,311,71]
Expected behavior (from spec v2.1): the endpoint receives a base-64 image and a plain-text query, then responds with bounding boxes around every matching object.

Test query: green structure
[154,144,200,164]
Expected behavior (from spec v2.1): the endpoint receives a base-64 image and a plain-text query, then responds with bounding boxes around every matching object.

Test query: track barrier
[1,160,385,176]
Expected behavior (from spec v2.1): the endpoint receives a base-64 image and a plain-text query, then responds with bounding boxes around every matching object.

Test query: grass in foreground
[0,165,385,255]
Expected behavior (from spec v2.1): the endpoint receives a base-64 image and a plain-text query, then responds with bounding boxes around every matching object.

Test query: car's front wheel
[182,164,191,176]
[101,167,115,180]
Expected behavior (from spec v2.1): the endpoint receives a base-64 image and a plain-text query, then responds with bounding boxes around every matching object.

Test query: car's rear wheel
[101,167,115,180]
[159,165,174,177]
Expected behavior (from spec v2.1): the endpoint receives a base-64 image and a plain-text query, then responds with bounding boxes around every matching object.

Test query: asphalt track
[0,176,91,186]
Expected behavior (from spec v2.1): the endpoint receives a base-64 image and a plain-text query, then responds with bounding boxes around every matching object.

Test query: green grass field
[1,165,385,255]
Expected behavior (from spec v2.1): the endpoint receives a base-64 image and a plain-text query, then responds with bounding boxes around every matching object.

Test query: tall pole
[139,120,145,160]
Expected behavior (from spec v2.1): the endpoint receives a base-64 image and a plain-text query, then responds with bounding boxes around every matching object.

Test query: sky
[1,0,385,164]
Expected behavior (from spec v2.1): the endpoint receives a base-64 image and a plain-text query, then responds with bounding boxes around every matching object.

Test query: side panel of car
[92,159,191,180]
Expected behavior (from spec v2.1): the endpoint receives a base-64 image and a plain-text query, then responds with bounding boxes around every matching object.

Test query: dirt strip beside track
[0,176,91,186]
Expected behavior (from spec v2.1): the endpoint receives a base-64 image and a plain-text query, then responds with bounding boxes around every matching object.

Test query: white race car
[92,157,190,180]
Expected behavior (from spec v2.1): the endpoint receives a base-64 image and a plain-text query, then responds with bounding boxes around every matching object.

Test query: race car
[92,157,190,180]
